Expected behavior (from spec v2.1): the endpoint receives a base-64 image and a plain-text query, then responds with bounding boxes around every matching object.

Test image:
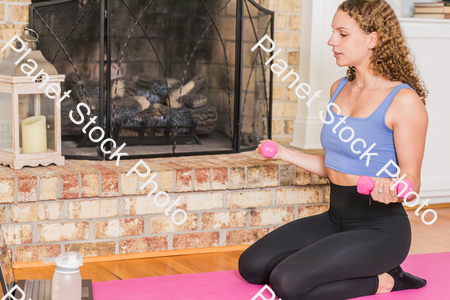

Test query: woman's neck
[353,66,379,88]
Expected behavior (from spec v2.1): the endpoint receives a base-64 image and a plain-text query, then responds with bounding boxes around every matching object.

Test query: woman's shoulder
[330,77,346,98]
[389,83,428,126]
[379,79,419,102]
[391,81,421,104]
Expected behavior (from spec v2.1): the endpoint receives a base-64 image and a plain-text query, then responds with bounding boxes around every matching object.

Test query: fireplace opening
[29,0,274,160]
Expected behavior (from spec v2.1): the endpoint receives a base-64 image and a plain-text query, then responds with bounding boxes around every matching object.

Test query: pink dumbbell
[357,176,414,199]
[261,141,278,158]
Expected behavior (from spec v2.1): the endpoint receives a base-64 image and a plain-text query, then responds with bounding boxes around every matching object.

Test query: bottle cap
[43,252,83,274]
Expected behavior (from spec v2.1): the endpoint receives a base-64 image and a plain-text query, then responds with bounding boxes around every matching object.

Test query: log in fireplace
[29,0,274,160]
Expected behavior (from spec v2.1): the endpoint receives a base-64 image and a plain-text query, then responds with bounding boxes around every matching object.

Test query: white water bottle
[50,252,83,300]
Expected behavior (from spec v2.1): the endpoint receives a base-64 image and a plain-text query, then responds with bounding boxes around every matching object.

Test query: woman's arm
[389,88,428,203]
[256,79,342,179]
[282,79,340,178]
[259,79,344,178]
[255,142,329,178]
[280,150,328,178]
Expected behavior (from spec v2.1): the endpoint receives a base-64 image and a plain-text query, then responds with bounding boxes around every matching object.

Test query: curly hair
[338,0,428,105]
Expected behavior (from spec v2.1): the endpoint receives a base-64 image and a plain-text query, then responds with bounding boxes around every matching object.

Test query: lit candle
[22,116,47,154]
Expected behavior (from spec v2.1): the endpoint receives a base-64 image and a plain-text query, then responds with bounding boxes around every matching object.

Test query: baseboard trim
[13,245,250,269]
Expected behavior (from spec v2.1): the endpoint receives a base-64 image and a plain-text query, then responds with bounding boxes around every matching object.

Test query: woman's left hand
[370,178,398,204]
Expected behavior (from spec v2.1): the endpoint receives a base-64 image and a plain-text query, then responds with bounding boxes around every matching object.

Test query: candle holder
[0,28,65,169]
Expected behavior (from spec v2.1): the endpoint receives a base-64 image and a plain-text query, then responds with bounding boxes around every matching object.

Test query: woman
[238,1,429,299]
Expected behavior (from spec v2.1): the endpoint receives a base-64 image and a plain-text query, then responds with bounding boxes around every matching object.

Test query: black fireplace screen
[29,0,274,160]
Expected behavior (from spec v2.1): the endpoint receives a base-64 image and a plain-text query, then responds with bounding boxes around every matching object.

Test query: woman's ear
[368,32,378,50]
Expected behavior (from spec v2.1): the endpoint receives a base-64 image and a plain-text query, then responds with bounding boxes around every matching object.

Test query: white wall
[290,0,345,149]
[400,18,450,204]
[292,0,450,204]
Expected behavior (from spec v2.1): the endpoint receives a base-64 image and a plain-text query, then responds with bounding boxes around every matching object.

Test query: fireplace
[28,0,274,160]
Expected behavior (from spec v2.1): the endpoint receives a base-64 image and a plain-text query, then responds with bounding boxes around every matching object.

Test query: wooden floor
[14,207,450,283]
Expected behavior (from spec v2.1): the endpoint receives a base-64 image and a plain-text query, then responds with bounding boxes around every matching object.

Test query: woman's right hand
[255,140,285,161]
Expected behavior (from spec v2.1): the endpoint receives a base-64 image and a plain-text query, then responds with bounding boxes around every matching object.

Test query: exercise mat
[92,251,449,299]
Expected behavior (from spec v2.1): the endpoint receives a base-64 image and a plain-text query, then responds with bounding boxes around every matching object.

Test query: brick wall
[0,0,30,60]
[257,0,302,145]
[0,151,330,263]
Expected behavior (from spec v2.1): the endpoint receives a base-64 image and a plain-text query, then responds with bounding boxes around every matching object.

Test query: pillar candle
[22,116,47,154]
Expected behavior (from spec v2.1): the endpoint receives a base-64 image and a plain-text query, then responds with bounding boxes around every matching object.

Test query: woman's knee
[238,247,271,284]
[269,263,309,300]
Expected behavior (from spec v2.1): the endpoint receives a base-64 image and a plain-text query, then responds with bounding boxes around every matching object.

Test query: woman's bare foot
[376,273,394,294]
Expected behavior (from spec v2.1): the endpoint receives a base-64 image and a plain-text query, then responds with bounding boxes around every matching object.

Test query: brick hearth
[0,149,330,263]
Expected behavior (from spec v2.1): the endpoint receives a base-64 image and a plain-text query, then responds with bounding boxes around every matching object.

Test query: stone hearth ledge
[0,149,328,202]
[0,149,331,263]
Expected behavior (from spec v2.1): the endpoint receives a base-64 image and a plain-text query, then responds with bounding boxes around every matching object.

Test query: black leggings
[239,181,412,300]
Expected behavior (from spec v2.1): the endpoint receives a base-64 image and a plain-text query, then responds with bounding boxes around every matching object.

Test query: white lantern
[0,28,65,169]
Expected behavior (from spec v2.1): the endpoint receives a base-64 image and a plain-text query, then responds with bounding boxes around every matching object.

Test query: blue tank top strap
[330,77,348,103]
[374,83,416,118]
